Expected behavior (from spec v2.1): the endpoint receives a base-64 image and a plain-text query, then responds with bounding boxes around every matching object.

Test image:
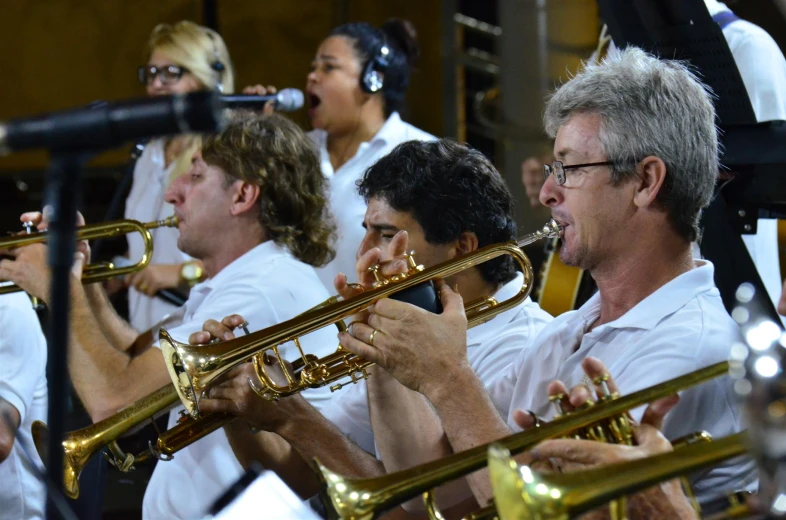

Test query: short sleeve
[0,294,46,423]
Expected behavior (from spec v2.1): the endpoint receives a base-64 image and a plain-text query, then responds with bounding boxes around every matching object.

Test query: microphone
[0,91,224,155]
[220,89,304,112]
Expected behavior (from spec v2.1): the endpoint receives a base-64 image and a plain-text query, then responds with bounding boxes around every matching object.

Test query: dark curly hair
[201,112,336,267]
[357,139,518,286]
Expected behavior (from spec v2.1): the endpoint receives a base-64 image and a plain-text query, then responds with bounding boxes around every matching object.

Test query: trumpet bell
[160,330,201,418]
[489,433,749,520]
[31,420,83,499]
[488,444,566,520]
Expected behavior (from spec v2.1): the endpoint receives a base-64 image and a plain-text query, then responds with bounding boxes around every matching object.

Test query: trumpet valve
[593,374,614,399]
[329,368,370,392]
[368,264,383,285]
[549,392,566,416]
[403,250,420,270]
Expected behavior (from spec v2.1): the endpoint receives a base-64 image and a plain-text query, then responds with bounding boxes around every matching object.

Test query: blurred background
[1,0,785,518]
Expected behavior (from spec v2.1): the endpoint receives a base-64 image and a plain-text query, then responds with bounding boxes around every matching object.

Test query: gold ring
[139,283,149,292]
[369,328,379,346]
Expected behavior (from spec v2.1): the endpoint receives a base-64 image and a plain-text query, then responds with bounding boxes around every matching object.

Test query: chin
[558,244,583,268]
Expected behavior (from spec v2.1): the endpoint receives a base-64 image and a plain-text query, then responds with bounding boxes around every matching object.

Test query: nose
[164,175,184,206]
[146,75,169,96]
[539,170,563,208]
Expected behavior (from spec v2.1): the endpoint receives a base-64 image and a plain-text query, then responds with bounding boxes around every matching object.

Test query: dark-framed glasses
[138,65,189,86]
[543,160,615,186]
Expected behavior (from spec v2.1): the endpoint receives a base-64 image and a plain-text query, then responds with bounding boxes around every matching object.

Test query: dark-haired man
[192,139,553,515]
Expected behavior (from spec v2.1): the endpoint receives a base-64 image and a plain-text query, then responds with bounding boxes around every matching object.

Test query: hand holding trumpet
[512,357,698,520]
[0,209,88,303]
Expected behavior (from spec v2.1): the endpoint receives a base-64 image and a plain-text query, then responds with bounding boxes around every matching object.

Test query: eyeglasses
[543,160,615,186]
[138,65,189,86]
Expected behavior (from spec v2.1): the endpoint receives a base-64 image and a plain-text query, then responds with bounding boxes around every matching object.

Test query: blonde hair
[146,21,234,183]
[146,21,235,94]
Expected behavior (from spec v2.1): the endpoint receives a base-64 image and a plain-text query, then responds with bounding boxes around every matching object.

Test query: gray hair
[543,46,718,242]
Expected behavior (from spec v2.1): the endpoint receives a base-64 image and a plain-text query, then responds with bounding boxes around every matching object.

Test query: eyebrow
[316,54,339,62]
[362,222,400,233]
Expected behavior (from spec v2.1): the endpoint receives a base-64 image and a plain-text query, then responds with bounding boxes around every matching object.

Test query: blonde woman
[123,21,234,331]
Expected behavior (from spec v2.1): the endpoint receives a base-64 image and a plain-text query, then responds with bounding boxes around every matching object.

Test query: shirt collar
[577,260,718,332]
[371,112,403,148]
[466,272,528,342]
[310,111,403,153]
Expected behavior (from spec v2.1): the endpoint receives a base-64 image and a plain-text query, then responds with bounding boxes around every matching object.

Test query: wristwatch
[180,260,204,287]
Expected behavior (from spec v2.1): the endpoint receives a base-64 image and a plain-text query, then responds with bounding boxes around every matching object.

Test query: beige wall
[0,0,442,171]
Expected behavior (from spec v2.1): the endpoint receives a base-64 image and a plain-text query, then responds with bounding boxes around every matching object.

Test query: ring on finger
[369,328,379,346]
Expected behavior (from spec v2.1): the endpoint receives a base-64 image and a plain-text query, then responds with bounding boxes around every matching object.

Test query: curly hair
[201,112,336,267]
[358,139,518,286]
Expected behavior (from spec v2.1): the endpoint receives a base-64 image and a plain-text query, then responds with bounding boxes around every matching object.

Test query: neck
[450,270,499,305]
[200,223,267,278]
[327,111,387,170]
[591,232,694,328]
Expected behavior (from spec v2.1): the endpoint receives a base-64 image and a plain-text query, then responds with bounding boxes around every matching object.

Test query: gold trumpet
[160,220,562,418]
[313,362,730,520]
[0,216,179,295]
[488,432,748,520]
[35,333,343,500]
[31,384,180,499]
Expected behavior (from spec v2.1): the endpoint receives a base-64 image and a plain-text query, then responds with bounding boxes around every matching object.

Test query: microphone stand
[44,150,91,520]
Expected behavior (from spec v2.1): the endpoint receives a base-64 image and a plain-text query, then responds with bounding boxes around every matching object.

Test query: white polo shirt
[322,273,553,455]
[0,293,47,520]
[309,113,435,293]
[706,0,786,323]
[142,241,337,520]
[125,139,191,332]
[487,260,757,504]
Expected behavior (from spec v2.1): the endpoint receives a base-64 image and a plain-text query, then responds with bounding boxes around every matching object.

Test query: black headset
[360,43,390,94]
[206,30,225,92]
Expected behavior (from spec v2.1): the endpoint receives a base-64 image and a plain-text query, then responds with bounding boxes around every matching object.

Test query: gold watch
[180,261,203,287]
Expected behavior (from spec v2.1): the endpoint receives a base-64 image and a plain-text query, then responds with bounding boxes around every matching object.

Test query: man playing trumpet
[334,45,754,509]
[0,112,339,520]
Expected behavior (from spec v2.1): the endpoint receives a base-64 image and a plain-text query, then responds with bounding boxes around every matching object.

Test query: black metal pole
[203,0,219,32]
[44,152,85,520]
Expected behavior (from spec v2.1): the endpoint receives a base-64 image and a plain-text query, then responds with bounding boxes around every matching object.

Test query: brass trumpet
[31,384,180,499]
[314,362,730,520]
[488,432,748,520]
[160,220,562,418]
[35,332,350,500]
[0,216,179,294]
